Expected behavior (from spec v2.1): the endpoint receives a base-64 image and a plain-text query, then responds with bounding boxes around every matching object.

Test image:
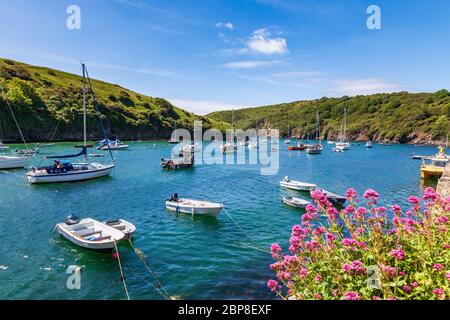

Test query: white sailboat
[27,63,115,184]
[335,108,350,151]
[284,123,291,145]
[306,111,322,154]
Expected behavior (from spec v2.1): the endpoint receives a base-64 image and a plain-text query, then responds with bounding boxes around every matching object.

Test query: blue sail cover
[46,146,87,159]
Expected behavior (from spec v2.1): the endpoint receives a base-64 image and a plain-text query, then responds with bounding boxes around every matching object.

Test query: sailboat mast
[82,63,87,148]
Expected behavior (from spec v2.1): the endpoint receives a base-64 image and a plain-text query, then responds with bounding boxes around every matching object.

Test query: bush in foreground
[268,187,450,300]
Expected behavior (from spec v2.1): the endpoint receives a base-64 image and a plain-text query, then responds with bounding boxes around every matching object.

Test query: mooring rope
[113,240,131,300]
[127,239,171,300]
[222,207,270,254]
[0,85,29,151]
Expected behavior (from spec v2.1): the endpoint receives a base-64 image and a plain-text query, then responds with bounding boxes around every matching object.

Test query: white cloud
[246,28,288,55]
[169,98,251,115]
[223,60,286,69]
[328,78,399,96]
[145,24,188,35]
[215,22,234,30]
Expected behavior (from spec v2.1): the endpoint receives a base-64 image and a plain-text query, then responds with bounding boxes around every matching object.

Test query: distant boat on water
[335,108,350,151]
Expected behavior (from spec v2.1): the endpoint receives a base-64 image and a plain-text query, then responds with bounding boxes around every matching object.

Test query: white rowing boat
[103,219,136,239]
[165,197,224,216]
[56,217,125,252]
[280,176,317,191]
[282,196,311,209]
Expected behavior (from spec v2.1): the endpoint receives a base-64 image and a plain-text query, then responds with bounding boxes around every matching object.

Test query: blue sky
[1,0,450,114]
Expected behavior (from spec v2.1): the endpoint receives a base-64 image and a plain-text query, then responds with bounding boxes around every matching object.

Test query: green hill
[207,91,450,144]
[0,58,227,142]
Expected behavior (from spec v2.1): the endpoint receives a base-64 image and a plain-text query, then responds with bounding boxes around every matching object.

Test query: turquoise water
[0,141,437,299]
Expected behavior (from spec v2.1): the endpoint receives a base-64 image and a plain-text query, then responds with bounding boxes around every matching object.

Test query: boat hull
[0,156,28,169]
[165,200,223,216]
[282,197,310,209]
[280,181,316,191]
[27,164,115,184]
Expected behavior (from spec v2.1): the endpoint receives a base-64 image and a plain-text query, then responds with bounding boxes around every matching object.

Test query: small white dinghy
[280,176,317,191]
[165,194,223,216]
[282,196,311,209]
[56,216,125,252]
[103,219,136,239]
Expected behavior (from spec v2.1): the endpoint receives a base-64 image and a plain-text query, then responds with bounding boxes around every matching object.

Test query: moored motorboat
[0,142,9,150]
[318,189,346,205]
[288,143,305,151]
[103,219,136,239]
[165,194,223,216]
[306,144,322,154]
[97,139,129,150]
[365,141,373,149]
[282,196,311,209]
[56,217,125,252]
[280,176,317,191]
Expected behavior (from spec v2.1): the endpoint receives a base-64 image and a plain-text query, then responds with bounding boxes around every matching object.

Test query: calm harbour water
[0,141,438,299]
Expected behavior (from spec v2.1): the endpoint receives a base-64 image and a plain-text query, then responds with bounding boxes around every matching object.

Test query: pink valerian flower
[267,280,279,292]
[326,233,336,242]
[299,268,309,279]
[446,272,450,280]
[354,207,367,220]
[343,205,356,215]
[304,240,320,252]
[311,189,332,209]
[289,236,302,253]
[291,225,304,237]
[437,216,449,224]
[433,263,444,271]
[411,282,419,288]
[326,207,339,220]
[383,266,397,278]
[408,196,421,205]
[345,188,357,201]
[342,237,358,248]
[402,285,412,293]
[372,296,381,300]
[363,189,380,205]
[277,271,291,281]
[283,255,299,267]
[305,204,318,216]
[443,243,450,250]
[301,213,313,226]
[313,226,326,236]
[315,274,323,283]
[270,261,283,271]
[391,204,402,215]
[344,291,361,300]
[342,260,366,275]
[433,288,444,298]
[270,243,282,259]
[387,297,397,300]
[313,293,322,299]
[423,187,439,204]
[390,249,406,260]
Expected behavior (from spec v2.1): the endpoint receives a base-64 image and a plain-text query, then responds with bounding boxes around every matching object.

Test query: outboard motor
[66,214,81,225]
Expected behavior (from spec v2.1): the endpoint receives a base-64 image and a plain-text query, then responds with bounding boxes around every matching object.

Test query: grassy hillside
[0,58,227,142]
[207,91,450,144]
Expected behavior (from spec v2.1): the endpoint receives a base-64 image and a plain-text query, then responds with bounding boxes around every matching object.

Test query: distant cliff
[0,58,227,142]
[207,90,450,145]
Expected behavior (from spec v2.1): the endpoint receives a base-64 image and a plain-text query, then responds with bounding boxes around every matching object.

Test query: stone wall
[437,164,450,198]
